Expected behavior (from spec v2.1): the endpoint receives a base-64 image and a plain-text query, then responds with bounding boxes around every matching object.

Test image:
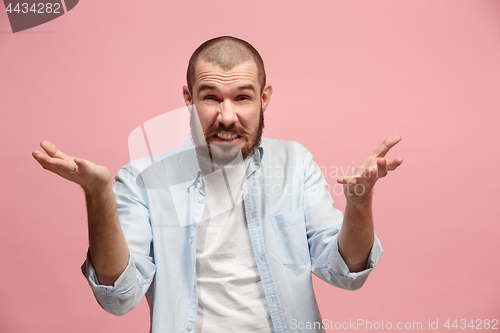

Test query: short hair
[187,36,266,94]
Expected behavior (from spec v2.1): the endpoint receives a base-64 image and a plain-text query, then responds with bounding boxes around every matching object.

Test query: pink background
[1,0,499,332]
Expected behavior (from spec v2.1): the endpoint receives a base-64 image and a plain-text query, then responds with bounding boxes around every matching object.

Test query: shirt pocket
[270,207,310,266]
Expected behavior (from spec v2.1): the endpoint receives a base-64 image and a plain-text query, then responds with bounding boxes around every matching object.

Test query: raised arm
[336,134,403,272]
[32,140,128,286]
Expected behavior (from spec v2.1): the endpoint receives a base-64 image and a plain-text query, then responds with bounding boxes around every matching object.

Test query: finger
[32,150,47,165]
[377,158,388,178]
[386,157,404,171]
[42,156,76,174]
[33,150,76,174]
[373,134,402,158]
[33,150,56,166]
[40,140,69,160]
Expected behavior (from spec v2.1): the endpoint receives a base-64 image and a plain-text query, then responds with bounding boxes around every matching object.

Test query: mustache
[205,123,249,138]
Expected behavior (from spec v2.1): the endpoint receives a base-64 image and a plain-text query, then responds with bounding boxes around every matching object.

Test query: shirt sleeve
[81,164,156,316]
[298,143,383,291]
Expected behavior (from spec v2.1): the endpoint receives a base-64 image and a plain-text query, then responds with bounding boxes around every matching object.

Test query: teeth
[216,133,238,140]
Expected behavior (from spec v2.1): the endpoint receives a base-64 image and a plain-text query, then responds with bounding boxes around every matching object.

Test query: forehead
[193,60,260,91]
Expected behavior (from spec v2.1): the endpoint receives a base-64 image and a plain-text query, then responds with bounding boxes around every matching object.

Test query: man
[32,36,403,332]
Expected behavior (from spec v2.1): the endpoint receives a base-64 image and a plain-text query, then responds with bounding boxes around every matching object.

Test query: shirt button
[197,197,203,203]
[189,239,192,244]
[193,283,196,288]
[187,180,192,186]
[187,326,192,331]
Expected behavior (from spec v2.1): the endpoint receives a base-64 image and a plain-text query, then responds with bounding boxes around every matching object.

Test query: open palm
[32,140,112,192]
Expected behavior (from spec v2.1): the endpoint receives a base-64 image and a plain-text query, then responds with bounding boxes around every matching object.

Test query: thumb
[74,157,92,175]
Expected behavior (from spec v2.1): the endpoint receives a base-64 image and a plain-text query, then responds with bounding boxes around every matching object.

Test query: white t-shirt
[195,160,273,332]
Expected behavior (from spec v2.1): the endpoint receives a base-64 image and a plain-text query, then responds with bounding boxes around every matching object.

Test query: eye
[236,95,250,101]
[203,95,219,102]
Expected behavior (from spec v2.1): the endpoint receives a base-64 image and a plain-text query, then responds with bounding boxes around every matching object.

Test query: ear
[182,85,193,106]
[261,84,273,112]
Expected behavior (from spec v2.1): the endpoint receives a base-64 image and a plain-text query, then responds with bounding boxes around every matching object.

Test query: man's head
[186,36,266,95]
[183,36,272,163]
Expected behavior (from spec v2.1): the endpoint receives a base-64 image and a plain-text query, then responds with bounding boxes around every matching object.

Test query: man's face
[183,60,272,163]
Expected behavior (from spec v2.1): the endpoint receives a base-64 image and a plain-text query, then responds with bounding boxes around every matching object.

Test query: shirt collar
[247,145,264,178]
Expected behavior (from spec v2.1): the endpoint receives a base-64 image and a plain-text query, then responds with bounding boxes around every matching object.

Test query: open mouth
[210,132,241,142]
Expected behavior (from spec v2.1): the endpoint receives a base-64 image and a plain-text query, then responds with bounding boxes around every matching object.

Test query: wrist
[345,190,373,207]
[82,179,113,197]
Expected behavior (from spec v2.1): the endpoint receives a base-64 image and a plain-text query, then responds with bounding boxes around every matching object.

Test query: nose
[218,100,237,127]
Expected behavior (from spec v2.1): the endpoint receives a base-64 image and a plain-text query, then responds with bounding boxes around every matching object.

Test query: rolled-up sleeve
[81,251,155,316]
[326,232,383,290]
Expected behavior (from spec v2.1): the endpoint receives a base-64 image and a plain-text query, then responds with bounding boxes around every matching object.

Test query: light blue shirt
[82,137,383,333]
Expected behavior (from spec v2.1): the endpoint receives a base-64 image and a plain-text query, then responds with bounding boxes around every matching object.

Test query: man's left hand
[337,134,403,203]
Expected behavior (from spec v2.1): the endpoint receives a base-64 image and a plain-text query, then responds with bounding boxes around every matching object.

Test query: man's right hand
[32,140,129,286]
[32,140,112,194]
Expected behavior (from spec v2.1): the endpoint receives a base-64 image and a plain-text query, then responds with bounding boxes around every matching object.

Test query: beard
[190,106,264,167]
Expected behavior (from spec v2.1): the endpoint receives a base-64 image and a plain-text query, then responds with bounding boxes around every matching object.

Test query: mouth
[209,132,242,143]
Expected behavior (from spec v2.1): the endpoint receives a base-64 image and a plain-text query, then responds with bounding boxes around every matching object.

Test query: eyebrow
[197,84,256,94]
[236,84,256,92]
[197,84,217,93]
